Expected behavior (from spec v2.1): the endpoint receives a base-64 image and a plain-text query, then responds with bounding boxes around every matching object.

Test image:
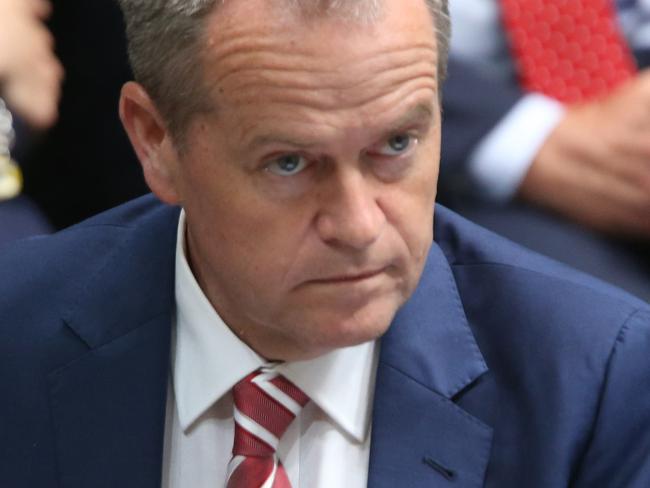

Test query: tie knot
[232,369,310,457]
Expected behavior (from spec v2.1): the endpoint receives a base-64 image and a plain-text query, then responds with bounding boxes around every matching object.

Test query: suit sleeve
[572,309,650,487]
[438,57,523,203]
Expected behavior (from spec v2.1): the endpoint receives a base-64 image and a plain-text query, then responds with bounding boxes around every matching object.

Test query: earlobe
[119,81,180,204]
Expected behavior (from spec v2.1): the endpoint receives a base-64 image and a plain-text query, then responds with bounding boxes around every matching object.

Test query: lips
[307,267,386,284]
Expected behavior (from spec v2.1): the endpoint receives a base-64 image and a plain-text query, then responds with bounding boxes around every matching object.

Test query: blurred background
[18,0,146,229]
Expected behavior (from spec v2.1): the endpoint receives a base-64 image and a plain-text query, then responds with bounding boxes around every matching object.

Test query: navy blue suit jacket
[2,195,650,487]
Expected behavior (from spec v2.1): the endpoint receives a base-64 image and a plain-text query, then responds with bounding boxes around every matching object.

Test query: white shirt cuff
[468,93,566,201]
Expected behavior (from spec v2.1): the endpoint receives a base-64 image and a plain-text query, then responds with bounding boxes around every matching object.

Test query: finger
[523,150,650,238]
[575,173,650,237]
[17,81,60,129]
[28,20,56,49]
[608,134,650,188]
[603,72,650,120]
[2,82,54,129]
[3,59,63,129]
[600,152,650,193]
[27,56,65,94]
[635,67,650,84]
[13,21,58,70]
[27,0,53,19]
[603,199,650,239]
[8,17,57,58]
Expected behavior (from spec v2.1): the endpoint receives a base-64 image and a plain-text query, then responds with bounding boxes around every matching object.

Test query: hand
[0,0,64,129]
[518,70,650,239]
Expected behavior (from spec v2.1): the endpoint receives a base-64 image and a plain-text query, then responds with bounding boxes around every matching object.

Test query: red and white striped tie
[226,369,310,488]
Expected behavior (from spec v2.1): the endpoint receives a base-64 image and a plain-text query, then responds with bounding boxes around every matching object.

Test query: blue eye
[266,154,308,176]
[372,134,416,157]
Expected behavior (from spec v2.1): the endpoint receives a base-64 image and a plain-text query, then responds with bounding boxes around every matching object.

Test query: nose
[315,170,386,251]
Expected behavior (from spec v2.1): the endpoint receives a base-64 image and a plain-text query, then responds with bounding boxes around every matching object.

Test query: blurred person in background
[0,0,62,247]
[439,0,650,301]
[18,0,147,230]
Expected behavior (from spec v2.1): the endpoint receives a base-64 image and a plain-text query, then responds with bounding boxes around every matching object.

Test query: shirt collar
[173,210,377,442]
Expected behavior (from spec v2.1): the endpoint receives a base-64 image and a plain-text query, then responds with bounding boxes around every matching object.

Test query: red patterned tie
[501,0,637,103]
[226,369,310,488]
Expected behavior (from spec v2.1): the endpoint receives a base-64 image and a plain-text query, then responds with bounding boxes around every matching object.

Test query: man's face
[168,0,440,359]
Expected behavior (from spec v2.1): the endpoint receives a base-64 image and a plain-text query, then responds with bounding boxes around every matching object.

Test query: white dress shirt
[449,0,644,200]
[162,211,379,488]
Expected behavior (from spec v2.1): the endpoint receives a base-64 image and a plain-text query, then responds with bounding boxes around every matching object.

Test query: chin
[302,298,402,351]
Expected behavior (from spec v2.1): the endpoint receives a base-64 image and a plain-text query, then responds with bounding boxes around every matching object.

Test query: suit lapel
[48,203,179,488]
[369,244,492,487]
[48,314,172,488]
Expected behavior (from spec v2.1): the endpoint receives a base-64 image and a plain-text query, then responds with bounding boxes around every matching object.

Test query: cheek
[199,190,311,292]
[181,149,318,288]
[407,148,440,242]
[384,164,437,251]
[378,176,436,301]
[400,201,434,269]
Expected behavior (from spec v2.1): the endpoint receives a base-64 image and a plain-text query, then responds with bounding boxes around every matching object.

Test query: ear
[119,81,180,205]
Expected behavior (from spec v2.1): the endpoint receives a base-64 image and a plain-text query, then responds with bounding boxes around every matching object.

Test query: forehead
[198,0,438,138]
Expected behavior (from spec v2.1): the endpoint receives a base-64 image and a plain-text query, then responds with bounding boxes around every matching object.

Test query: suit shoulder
[0,195,178,344]
[2,195,173,281]
[434,204,648,311]
[433,204,648,372]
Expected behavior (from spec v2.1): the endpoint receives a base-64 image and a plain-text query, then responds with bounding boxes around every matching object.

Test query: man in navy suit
[1,0,650,487]
[439,0,650,300]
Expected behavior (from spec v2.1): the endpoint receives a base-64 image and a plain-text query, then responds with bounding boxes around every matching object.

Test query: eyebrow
[384,102,436,134]
[246,100,436,151]
[247,133,317,151]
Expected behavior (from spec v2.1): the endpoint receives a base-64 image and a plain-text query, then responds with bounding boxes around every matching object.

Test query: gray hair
[118,0,450,143]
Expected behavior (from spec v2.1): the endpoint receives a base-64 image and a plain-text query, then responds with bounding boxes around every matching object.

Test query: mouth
[307,268,387,285]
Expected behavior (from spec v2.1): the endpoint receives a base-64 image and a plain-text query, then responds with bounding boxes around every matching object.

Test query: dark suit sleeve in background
[438,57,523,204]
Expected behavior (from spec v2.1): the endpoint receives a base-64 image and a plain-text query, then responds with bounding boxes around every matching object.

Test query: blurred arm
[0,0,63,129]
[519,71,650,239]
[468,93,565,201]
[439,58,523,201]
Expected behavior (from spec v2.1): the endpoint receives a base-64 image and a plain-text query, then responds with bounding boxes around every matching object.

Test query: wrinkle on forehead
[228,80,438,156]
[215,45,438,144]
[212,47,437,111]
[206,32,437,104]
[239,100,437,154]
[197,0,438,145]
[247,79,434,123]
[212,43,436,89]
[201,0,437,92]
